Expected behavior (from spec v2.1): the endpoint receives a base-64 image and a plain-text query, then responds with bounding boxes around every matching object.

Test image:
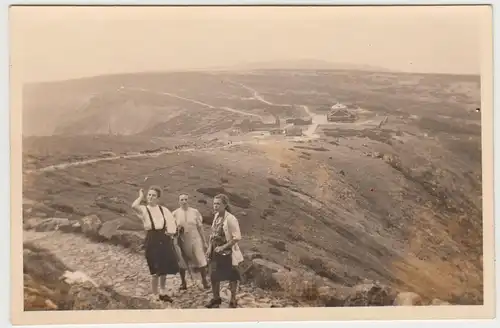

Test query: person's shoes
[159,294,173,303]
[202,281,210,289]
[205,297,222,308]
[229,299,238,308]
[179,283,188,291]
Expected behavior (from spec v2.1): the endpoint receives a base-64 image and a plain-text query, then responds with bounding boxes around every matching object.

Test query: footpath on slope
[23,229,305,309]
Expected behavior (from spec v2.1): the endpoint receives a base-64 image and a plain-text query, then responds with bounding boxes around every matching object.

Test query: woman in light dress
[172,193,210,290]
[131,185,180,303]
[205,194,244,308]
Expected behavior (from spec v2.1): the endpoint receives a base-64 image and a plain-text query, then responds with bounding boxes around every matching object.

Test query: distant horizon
[24,59,481,85]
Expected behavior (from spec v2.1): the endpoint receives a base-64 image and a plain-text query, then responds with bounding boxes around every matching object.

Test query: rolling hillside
[22,68,483,307]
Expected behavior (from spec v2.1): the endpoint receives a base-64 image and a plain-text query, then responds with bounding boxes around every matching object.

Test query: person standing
[131,185,180,303]
[172,193,210,290]
[205,194,244,308]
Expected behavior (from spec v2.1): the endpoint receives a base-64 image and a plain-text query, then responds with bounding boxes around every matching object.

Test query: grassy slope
[22,69,483,304]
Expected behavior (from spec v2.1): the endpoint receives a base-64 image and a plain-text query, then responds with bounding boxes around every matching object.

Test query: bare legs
[179,266,209,290]
[159,275,167,294]
[200,266,210,288]
[151,275,159,295]
[211,281,221,299]
[229,281,238,306]
[205,280,238,308]
[179,269,187,290]
[151,274,172,303]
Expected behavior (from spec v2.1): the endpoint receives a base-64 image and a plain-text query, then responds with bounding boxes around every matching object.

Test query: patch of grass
[49,203,75,214]
[287,231,305,242]
[267,178,281,186]
[416,116,481,136]
[95,201,128,215]
[196,187,251,208]
[271,240,287,252]
[299,255,344,284]
[323,128,394,145]
[262,208,276,218]
[294,146,328,152]
[269,187,283,196]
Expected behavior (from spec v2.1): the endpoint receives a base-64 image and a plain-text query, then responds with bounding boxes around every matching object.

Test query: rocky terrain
[22,69,481,310]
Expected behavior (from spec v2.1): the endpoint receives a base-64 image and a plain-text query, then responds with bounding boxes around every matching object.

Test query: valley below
[21,68,483,311]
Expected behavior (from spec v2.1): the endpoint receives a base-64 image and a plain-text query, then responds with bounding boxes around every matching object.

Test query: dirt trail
[126,87,264,120]
[23,230,301,309]
[226,81,291,107]
[24,141,248,175]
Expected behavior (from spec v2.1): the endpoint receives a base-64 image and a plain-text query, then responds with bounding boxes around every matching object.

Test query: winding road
[126,87,264,120]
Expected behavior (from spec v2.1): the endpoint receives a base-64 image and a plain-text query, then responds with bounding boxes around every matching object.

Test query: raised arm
[131,189,145,215]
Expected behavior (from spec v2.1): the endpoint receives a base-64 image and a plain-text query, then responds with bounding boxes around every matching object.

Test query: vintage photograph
[10,4,494,325]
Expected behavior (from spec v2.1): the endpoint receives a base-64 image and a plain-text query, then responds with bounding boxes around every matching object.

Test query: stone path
[23,230,302,309]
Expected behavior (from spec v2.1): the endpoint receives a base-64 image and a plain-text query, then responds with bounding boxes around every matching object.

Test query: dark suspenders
[145,205,167,231]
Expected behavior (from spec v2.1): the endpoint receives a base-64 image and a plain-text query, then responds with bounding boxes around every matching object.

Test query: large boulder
[79,215,102,237]
[242,258,286,290]
[108,230,145,252]
[316,284,350,307]
[98,219,124,240]
[393,292,424,306]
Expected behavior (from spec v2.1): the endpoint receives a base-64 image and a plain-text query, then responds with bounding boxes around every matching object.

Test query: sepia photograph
[9,4,495,325]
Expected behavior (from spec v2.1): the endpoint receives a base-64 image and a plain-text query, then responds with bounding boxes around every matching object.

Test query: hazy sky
[11,5,489,82]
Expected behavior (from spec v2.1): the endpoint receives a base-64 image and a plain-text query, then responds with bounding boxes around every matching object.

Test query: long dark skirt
[144,230,180,276]
[209,252,241,282]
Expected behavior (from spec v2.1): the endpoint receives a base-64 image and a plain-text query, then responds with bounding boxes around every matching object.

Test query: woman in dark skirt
[132,185,180,303]
[205,194,244,308]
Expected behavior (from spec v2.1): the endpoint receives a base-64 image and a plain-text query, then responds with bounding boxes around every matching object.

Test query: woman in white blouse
[131,185,180,303]
[205,194,244,308]
[172,193,210,290]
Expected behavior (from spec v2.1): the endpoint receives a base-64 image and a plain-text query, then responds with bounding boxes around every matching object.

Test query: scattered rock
[393,292,423,306]
[431,298,451,305]
[344,283,395,306]
[61,271,98,287]
[24,217,74,232]
[44,299,58,310]
[98,219,123,240]
[317,285,345,307]
[80,215,102,237]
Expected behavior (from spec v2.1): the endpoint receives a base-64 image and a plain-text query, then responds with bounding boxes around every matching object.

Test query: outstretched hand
[139,189,145,199]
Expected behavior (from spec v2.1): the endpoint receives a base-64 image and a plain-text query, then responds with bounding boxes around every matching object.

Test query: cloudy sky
[10,5,489,82]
